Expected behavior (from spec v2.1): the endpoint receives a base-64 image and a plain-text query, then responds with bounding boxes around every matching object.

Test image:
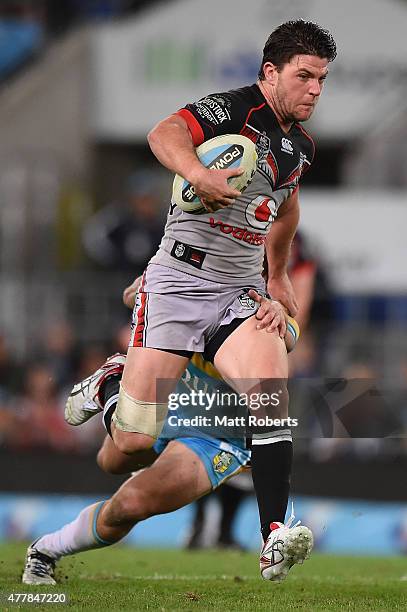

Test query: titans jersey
[150,83,315,285]
[158,355,247,453]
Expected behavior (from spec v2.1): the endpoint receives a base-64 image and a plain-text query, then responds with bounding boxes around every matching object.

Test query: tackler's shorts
[153,435,251,490]
[130,263,265,355]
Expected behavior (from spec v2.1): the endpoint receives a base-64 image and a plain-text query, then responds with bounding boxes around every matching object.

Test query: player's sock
[251,439,293,542]
[34,501,114,560]
[101,376,120,436]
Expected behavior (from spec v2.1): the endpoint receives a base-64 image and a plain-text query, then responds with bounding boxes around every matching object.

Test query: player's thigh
[214,315,288,381]
[121,346,189,401]
[97,435,157,474]
[214,316,289,418]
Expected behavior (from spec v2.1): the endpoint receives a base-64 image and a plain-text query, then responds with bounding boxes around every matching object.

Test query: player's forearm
[147,116,204,183]
[266,195,299,278]
[265,223,295,278]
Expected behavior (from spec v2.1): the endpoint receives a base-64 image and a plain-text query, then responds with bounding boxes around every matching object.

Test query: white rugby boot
[22,541,56,585]
[65,353,125,426]
[259,505,313,582]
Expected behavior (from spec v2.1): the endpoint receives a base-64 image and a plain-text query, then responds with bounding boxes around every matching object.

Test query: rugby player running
[33,20,336,581]
[23,280,302,585]
[106,20,336,579]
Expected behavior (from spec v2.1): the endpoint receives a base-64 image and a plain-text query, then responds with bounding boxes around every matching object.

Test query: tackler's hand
[248,289,287,339]
[122,276,143,310]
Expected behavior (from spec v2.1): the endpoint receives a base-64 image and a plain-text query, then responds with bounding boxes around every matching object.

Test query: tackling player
[22,282,312,585]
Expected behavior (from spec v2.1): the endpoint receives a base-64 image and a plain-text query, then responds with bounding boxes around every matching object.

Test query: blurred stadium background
[0,0,406,558]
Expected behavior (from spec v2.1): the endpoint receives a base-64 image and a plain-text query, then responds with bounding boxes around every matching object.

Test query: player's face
[272,55,329,123]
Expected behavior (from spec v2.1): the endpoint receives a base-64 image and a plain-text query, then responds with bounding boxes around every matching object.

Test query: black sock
[101,375,121,437]
[251,441,293,542]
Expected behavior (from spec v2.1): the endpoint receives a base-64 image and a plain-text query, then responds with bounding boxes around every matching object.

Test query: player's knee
[113,430,155,455]
[271,384,289,419]
[112,385,168,440]
[109,489,155,523]
[96,448,125,475]
[96,444,116,473]
[248,380,288,419]
[96,447,107,471]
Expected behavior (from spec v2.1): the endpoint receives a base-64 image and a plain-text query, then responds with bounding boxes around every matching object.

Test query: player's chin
[295,106,315,121]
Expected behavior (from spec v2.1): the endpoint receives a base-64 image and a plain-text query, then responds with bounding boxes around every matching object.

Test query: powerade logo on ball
[181,145,244,203]
[208,144,244,170]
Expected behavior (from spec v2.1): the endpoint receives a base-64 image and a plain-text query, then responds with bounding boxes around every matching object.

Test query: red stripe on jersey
[240,103,266,132]
[280,164,302,189]
[266,151,279,185]
[132,272,147,348]
[175,109,205,146]
[239,126,257,144]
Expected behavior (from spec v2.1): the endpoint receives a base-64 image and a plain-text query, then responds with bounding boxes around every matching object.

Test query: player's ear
[262,62,278,86]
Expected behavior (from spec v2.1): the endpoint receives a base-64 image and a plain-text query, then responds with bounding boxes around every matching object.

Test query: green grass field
[1,543,406,611]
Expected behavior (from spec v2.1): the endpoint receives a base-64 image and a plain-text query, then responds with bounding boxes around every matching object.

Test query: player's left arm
[265,190,300,317]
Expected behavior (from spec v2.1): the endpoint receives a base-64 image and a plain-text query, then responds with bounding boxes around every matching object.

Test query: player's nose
[309,79,322,96]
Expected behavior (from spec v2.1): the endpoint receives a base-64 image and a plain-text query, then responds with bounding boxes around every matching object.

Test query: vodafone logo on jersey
[209,218,265,246]
[245,196,277,230]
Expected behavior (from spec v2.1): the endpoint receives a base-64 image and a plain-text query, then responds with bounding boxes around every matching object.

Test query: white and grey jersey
[150,84,315,286]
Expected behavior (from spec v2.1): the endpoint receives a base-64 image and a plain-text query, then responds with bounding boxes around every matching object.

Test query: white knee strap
[112,384,168,439]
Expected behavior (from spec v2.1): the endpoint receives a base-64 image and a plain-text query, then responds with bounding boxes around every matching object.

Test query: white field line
[78,573,405,583]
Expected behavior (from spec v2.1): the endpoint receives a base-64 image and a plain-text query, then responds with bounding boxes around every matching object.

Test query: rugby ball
[172,134,258,214]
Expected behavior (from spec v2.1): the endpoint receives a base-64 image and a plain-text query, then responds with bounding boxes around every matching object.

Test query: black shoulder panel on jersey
[181,84,265,142]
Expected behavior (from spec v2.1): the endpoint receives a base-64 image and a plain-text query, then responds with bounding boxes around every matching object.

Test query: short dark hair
[258,20,337,79]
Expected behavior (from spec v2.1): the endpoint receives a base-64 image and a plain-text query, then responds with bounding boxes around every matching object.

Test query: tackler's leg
[22,441,211,585]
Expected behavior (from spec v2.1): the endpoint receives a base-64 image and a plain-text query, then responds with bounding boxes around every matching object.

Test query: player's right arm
[148,114,242,210]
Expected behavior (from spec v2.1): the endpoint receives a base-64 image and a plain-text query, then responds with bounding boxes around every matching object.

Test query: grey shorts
[130,263,265,356]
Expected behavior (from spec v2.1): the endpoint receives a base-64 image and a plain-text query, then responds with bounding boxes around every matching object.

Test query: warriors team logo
[256,132,271,161]
[238,292,256,310]
[213,451,233,474]
[174,243,185,258]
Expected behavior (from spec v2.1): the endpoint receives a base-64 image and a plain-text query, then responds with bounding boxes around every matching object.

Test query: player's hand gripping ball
[172,134,258,214]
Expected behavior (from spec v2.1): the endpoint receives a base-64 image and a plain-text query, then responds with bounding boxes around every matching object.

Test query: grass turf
[1,543,406,611]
